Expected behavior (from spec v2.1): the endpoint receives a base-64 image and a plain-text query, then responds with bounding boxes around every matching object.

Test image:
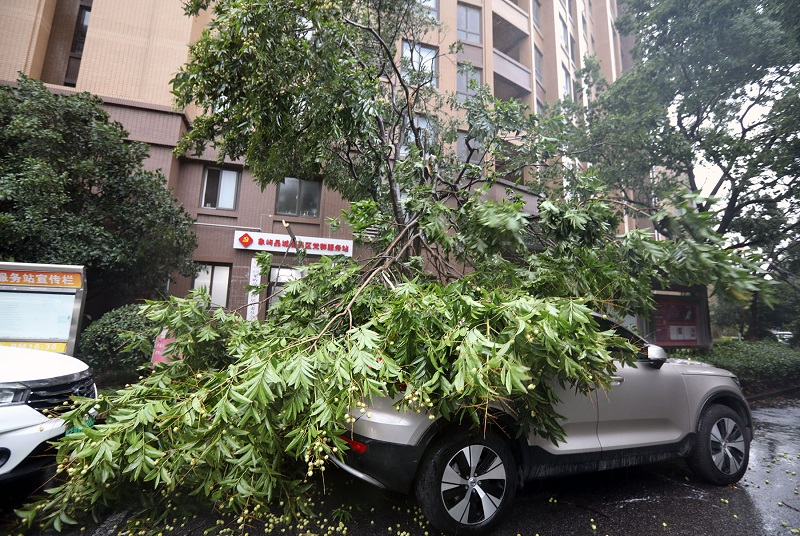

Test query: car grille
[27,375,96,414]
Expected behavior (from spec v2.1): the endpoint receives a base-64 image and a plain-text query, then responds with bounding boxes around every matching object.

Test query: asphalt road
[2,396,799,536]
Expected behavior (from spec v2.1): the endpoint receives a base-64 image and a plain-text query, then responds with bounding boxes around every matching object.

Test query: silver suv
[333,323,752,535]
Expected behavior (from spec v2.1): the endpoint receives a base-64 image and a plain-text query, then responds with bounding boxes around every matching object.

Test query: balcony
[492,0,530,40]
[493,49,532,98]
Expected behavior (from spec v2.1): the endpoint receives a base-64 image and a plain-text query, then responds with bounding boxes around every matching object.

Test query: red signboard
[653,296,698,346]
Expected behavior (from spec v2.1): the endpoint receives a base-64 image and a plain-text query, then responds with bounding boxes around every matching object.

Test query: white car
[334,322,752,535]
[0,347,96,481]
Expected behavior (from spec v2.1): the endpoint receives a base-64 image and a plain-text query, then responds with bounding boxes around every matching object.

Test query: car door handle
[611,376,625,384]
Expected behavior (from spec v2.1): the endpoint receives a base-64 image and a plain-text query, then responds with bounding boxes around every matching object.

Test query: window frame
[420,0,438,19]
[64,4,91,87]
[457,131,484,164]
[192,263,231,308]
[275,177,322,218]
[562,63,573,98]
[457,4,482,45]
[534,46,544,84]
[532,0,542,28]
[401,41,439,87]
[267,267,304,308]
[457,65,482,103]
[570,35,578,64]
[70,5,91,55]
[201,166,240,210]
[400,115,437,158]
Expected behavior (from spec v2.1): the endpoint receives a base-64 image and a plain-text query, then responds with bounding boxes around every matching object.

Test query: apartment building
[0,0,649,325]
[441,0,625,113]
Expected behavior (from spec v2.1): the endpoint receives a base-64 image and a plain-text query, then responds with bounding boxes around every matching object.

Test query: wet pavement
[2,397,799,536]
[741,399,800,535]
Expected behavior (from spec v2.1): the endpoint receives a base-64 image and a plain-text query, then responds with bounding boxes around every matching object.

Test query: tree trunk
[745,291,761,340]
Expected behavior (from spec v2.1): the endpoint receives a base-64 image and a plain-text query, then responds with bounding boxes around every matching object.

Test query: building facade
[1,0,638,322]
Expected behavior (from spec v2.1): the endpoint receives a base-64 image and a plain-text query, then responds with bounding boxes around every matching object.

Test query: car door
[596,358,690,450]
[525,383,601,478]
[528,386,600,456]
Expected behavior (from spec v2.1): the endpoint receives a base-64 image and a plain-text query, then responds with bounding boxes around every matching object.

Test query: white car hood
[0,346,90,383]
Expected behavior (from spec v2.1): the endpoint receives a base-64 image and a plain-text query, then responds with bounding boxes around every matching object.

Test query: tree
[18,0,763,533]
[556,0,800,335]
[0,76,197,316]
[713,270,800,339]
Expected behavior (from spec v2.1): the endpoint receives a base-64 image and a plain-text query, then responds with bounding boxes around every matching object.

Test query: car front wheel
[687,404,750,485]
[414,430,517,536]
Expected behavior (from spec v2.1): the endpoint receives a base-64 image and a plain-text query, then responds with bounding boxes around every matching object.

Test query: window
[72,6,90,55]
[201,167,239,210]
[268,267,303,308]
[560,17,569,50]
[401,115,436,157]
[532,0,542,27]
[457,4,482,44]
[582,14,588,37]
[276,177,321,217]
[536,99,545,115]
[595,317,647,350]
[64,5,91,87]
[570,35,577,64]
[193,264,231,308]
[402,41,439,87]
[457,66,482,102]
[457,132,483,164]
[420,0,438,19]
[534,46,544,84]
[562,64,573,98]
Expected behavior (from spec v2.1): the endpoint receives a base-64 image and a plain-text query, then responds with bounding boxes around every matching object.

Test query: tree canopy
[556,0,800,330]
[17,0,766,533]
[0,76,197,315]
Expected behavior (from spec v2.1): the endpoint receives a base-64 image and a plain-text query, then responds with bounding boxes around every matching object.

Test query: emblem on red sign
[239,233,253,247]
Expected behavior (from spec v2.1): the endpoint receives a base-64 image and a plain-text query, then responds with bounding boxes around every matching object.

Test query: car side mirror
[646,344,668,369]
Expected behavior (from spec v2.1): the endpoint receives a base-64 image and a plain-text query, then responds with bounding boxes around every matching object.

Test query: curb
[746,385,800,402]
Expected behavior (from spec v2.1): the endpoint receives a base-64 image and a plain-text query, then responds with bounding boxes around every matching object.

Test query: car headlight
[0,383,29,406]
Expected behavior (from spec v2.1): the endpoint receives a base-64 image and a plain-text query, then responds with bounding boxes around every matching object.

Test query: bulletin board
[0,262,86,355]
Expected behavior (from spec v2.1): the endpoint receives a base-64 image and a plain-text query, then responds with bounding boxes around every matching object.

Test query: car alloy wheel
[688,404,750,485]
[415,430,517,535]
[440,443,507,524]
[709,416,746,475]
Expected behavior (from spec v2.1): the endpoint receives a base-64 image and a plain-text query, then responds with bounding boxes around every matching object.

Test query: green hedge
[78,304,156,382]
[692,340,800,395]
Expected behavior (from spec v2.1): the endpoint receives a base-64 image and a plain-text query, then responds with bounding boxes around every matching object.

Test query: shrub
[78,304,157,380]
[694,340,800,395]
